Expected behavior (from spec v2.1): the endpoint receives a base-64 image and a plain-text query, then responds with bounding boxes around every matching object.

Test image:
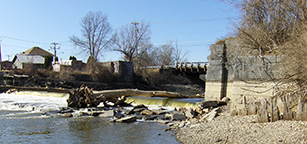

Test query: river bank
[175,106,307,144]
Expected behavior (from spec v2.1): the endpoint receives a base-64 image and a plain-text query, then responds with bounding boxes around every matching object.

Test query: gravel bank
[175,113,307,144]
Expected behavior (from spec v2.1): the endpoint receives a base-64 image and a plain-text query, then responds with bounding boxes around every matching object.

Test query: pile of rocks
[57,99,228,132]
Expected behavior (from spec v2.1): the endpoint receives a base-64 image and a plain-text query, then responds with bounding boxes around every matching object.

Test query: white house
[12,55,45,69]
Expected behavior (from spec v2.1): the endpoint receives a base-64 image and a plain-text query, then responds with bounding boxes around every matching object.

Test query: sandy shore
[175,112,307,144]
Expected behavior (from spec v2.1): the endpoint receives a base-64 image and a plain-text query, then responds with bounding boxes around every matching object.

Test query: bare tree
[174,41,188,64]
[155,41,188,66]
[158,41,175,66]
[225,0,307,56]
[112,22,151,64]
[70,11,113,63]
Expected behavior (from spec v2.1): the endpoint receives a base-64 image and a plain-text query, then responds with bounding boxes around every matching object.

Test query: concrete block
[208,60,223,66]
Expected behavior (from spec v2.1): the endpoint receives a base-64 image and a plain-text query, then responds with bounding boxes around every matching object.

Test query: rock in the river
[126,108,147,115]
[98,110,115,118]
[143,115,158,120]
[60,113,73,118]
[171,112,187,121]
[140,109,154,115]
[90,111,104,117]
[126,104,149,115]
[184,108,195,119]
[116,116,137,123]
[152,110,169,115]
[59,107,74,113]
[157,120,171,124]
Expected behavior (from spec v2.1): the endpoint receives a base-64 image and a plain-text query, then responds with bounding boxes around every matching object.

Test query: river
[0,92,179,144]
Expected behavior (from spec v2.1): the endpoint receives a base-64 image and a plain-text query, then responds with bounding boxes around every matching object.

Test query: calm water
[0,92,179,144]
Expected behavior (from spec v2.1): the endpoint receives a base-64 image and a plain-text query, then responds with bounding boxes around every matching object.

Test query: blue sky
[0,0,239,63]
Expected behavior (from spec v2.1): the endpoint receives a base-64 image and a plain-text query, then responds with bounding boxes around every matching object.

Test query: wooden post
[257,98,269,123]
[271,97,280,122]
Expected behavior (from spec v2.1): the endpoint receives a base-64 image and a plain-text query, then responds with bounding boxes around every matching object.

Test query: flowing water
[0,92,180,144]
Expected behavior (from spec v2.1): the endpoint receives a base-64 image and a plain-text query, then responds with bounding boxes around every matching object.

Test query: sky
[0,0,239,63]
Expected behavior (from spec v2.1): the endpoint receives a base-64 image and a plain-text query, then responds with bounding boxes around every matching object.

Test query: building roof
[0,60,12,64]
[13,55,45,64]
[20,47,53,56]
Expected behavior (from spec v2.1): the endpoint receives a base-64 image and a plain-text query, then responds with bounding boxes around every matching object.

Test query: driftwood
[5,85,202,108]
[67,86,101,108]
[67,86,202,108]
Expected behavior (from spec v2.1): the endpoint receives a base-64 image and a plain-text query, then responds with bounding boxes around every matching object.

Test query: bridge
[140,62,207,74]
[139,62,207,88]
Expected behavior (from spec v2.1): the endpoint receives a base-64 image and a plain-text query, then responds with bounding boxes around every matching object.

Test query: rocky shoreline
[175,106,307,144]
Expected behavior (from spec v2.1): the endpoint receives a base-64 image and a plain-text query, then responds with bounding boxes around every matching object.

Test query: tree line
[70,11,188,71]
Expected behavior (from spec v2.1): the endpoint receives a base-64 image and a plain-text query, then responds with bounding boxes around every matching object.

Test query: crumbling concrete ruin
[204,39,306,120]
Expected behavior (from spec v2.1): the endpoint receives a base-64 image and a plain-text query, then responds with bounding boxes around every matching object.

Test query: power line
[1,35,49,45]
[152,16,238,24]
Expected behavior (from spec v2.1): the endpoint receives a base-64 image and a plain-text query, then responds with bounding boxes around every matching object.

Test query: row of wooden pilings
[237,95,307,122]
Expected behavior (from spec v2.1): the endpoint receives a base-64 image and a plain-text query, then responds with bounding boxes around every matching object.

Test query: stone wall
[100,61,134,83]
[205,40,283,113]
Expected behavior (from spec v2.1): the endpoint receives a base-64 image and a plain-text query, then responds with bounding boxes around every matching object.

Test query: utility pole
[6,55,10,61]
[131,22,139,58]
[50,42,60,61]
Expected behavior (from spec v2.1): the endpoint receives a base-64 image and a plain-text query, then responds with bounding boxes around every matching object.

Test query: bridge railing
[138,62,208,73]
[175,62,207,72]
